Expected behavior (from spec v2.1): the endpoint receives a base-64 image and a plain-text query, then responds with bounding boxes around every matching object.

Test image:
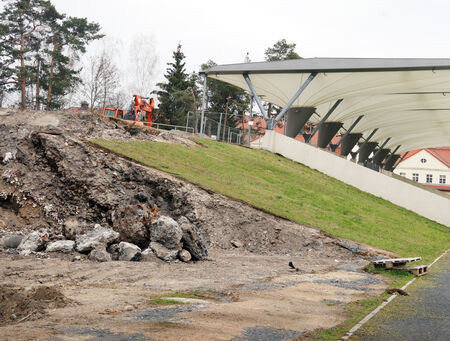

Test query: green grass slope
[94,139,449,263]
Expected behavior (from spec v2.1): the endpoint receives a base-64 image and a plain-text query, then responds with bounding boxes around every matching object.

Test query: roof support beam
[318,122,343,148]
[340,133,363,156]
[336,115,364,147]
[306,99,343,143]
[358,142,378,163]
[356,128,378,153]
[371,138,391,161]
[243,72,317,129]
[243,73,269,121]
[285,107,316,138]
[384,145,401,170]
[272,72,317,128]
[373,148,391,165]
[391,151,409,172]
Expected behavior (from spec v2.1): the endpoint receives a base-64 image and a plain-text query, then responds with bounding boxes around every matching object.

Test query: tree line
[0,0,301,134]
[0,0,102,109]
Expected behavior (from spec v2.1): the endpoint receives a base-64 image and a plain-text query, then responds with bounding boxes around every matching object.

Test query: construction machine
[102,95,155,127]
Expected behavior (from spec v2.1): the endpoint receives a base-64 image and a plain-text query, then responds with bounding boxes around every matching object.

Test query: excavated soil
[0,284,69,326]
[0,109,396,340]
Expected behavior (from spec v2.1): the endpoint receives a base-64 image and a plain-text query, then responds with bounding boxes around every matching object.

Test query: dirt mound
[0,285,69,325]
[0,108,390,260]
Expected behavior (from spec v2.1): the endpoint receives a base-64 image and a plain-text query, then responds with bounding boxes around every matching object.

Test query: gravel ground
[228,326,302,341]
[353,252,450,340]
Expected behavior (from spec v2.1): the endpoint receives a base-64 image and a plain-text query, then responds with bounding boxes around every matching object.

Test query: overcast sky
[52,0,450,81]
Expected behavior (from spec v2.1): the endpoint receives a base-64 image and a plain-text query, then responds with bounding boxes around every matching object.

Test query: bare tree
[79,51,120,109]
[127,34,158,96]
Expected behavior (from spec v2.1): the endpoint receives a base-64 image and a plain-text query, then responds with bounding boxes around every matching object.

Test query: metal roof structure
[199,58,450,169]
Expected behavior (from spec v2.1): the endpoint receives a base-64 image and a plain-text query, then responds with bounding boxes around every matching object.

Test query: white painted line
[340,248,449,340]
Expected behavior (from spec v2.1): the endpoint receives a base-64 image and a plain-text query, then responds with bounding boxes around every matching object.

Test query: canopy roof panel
[203,58,450,153]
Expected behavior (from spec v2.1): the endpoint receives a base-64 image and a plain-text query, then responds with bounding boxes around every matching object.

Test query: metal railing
[151,122,194,134]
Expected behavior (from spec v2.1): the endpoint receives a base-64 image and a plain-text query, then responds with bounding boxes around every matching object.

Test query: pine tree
[264,39,301,61]
[201,60,249,140]
[0,0,102,109]
[156,43,195,126]
[0,0,51,109]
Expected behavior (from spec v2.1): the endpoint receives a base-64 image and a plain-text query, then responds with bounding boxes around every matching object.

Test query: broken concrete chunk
[149,241,178,261]
[150,215,182,250]
[141,248,156,261]
[118,241,142,261]
[89,248,112,262]
[3,235,23,249]
[17,230,49,252]
[179,220,208,260]
[107,243,120,260]
[75,226,119,253]
[178,249,192,262]
[46,240,75,253]
[111,204,152,246]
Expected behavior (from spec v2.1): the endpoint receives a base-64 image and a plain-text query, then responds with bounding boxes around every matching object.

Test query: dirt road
[0,250,388,341]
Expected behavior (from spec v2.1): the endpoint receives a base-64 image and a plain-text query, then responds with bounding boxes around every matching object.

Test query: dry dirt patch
[0,284,69,326]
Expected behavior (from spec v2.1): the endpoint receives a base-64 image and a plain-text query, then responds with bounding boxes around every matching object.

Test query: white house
[394,148,450,192]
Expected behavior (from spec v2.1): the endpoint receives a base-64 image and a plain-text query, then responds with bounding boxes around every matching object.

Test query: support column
[372,149,390,165]
[199,74,207,138]
[340,133,362,156]
[384,154,400,171]
[317,122,343,148]
[358,142,378,163]
[285,107,315,138]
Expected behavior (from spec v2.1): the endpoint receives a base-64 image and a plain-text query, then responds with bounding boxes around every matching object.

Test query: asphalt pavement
[352,252,450,340]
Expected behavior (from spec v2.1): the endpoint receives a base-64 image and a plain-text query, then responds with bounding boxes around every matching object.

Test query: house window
[420,158,427,163]
[399,172,406,177]
[412,173,419,182]
[440,175,446,184]
[426,174,433,183]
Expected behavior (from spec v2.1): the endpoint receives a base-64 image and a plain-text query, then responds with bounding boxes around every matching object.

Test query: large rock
[149,241,178,261]
[89,248,112,262]
[141,248,156,261]
[107,243,120,260]
[75,225,119,253]
[17,230,49,252]
[178,219,208,260]
[118,241,142,261]
[3,235,23,249]
[46,240,75,253]
[150,216,182,250]
[111,204,152,247]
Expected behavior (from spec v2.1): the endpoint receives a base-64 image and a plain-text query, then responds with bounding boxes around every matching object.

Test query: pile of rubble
[0,109,367,264]
[2,214,207,262]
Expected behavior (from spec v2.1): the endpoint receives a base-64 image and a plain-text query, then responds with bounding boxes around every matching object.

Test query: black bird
[289,261,299,271]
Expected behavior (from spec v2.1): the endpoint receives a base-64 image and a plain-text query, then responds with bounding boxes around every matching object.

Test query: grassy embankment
[94,138,449,340]
[94,138,449,263]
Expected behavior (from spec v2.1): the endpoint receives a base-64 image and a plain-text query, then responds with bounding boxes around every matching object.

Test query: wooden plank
[372,257,421,267]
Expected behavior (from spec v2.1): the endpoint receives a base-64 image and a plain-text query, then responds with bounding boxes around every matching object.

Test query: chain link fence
[184,111,265,146]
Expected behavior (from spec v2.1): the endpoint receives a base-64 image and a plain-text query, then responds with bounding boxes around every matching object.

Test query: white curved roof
[203,58,450,153]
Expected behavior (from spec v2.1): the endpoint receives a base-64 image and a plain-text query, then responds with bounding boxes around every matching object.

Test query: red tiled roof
[238,116,341,152]
[400,147,450,169]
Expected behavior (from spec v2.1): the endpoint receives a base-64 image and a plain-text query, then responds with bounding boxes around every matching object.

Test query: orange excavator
[102,95,155,127]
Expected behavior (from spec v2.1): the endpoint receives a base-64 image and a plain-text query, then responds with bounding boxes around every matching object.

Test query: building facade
[393,148,450,192]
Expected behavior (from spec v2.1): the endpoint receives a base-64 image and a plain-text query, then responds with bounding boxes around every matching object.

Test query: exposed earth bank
[0,109,396,340]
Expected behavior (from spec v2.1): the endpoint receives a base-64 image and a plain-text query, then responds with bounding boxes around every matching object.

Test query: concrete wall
[261,130,450,227]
